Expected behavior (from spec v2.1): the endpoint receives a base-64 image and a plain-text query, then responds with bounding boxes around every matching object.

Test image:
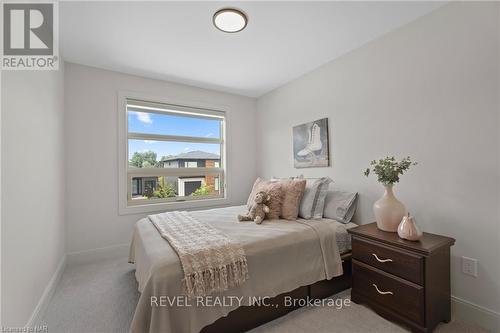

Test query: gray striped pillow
[298,177,332,219]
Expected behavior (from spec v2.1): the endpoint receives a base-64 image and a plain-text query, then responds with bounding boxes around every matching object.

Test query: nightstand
[347,222,455,333]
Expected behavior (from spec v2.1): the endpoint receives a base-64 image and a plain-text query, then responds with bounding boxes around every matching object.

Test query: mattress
[129,205,353,333]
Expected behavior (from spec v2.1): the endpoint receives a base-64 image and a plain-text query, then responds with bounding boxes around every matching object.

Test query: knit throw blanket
[149,211,249,298]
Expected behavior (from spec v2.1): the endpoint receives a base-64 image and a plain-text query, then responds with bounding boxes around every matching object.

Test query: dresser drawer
[352,237,424,285]
[352,260,424,326]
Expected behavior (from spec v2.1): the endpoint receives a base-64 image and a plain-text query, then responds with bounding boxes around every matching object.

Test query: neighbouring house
[160,150,221,196]
[131,150,221,198]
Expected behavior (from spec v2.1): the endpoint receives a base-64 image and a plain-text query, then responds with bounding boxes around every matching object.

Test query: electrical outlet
[462,256,478,277]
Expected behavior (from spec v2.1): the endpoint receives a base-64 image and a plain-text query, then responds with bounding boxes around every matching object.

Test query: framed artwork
[293,118,329,168]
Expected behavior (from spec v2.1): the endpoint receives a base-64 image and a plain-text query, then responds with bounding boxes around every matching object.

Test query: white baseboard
[25,255,66,327]
[452,295,500,332]
[23,244,129,327]
[66,243,130,266]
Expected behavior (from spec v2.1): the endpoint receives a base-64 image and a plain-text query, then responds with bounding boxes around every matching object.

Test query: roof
[161,150,220,161]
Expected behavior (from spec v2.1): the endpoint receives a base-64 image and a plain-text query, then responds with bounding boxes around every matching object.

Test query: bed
[129,205,356,333]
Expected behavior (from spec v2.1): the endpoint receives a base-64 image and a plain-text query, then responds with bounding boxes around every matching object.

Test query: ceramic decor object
[373,185,407,232]
[397,212,423,241]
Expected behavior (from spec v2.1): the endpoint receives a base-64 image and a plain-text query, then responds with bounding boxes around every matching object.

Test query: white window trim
[185,161,198,168]
[117,91,229,215]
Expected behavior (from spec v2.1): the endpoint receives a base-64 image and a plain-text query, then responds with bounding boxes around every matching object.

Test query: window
[122,98,226,211]
[132,178,140,196]
[214,176,220,191]
[185,161,198,168]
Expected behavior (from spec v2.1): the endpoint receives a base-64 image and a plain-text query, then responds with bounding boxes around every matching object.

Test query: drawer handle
[372,253,393,263]
[372,284,394,295]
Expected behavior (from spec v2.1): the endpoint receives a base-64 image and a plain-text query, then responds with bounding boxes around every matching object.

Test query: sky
[128,111,221,160]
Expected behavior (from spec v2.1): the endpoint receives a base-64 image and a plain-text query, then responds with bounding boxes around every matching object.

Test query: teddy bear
[238,190,270,224]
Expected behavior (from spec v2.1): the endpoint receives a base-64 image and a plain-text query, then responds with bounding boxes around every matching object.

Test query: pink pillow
[247,178,283,220]
[279,179,306,220]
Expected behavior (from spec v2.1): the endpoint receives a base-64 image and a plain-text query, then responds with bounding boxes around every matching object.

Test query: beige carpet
[40,256,487,333]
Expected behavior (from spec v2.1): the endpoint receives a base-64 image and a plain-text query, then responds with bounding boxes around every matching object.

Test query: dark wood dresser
[348,222,455,333]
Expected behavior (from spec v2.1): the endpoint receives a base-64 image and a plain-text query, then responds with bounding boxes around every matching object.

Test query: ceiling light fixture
[213,8,247,33]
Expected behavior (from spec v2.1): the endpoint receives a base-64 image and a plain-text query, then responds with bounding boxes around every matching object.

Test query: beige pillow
[246,178,283,220]
[279,179,306,220]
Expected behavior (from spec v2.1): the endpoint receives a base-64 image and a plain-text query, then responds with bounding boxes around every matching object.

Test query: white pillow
[298,177,332,219]
[323,185,358,223]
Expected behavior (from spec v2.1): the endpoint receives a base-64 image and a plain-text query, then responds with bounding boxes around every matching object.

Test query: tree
[129,151,157,168]
[153,182,177,198]
[191,184,214,196]
[160,155,174,161]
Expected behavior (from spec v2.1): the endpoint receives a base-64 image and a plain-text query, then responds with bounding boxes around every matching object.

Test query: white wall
[64,63,257,254]
[257,1,499,327]
[1,66,66,326]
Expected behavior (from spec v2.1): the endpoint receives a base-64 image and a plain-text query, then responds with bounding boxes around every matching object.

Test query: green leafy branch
[364,156,417,186]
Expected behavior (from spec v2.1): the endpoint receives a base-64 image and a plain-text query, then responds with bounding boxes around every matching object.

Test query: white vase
[374,185,407,232]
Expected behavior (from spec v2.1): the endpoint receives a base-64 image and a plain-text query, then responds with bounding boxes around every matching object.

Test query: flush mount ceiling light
[213,8,247,33]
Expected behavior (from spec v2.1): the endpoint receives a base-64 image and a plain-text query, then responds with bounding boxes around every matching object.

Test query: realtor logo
[1,2,59,70]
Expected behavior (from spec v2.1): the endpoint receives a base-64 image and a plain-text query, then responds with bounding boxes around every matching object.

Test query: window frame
[118,92,229,215]
[185,161,198,168]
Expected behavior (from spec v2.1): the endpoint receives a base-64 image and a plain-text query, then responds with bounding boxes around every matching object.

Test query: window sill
[118,197,230,216]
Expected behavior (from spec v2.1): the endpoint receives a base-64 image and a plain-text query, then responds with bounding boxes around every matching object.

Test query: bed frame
[201,253,352,333]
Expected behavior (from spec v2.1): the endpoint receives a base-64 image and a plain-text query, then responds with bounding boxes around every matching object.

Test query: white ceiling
[60,1,444,97]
